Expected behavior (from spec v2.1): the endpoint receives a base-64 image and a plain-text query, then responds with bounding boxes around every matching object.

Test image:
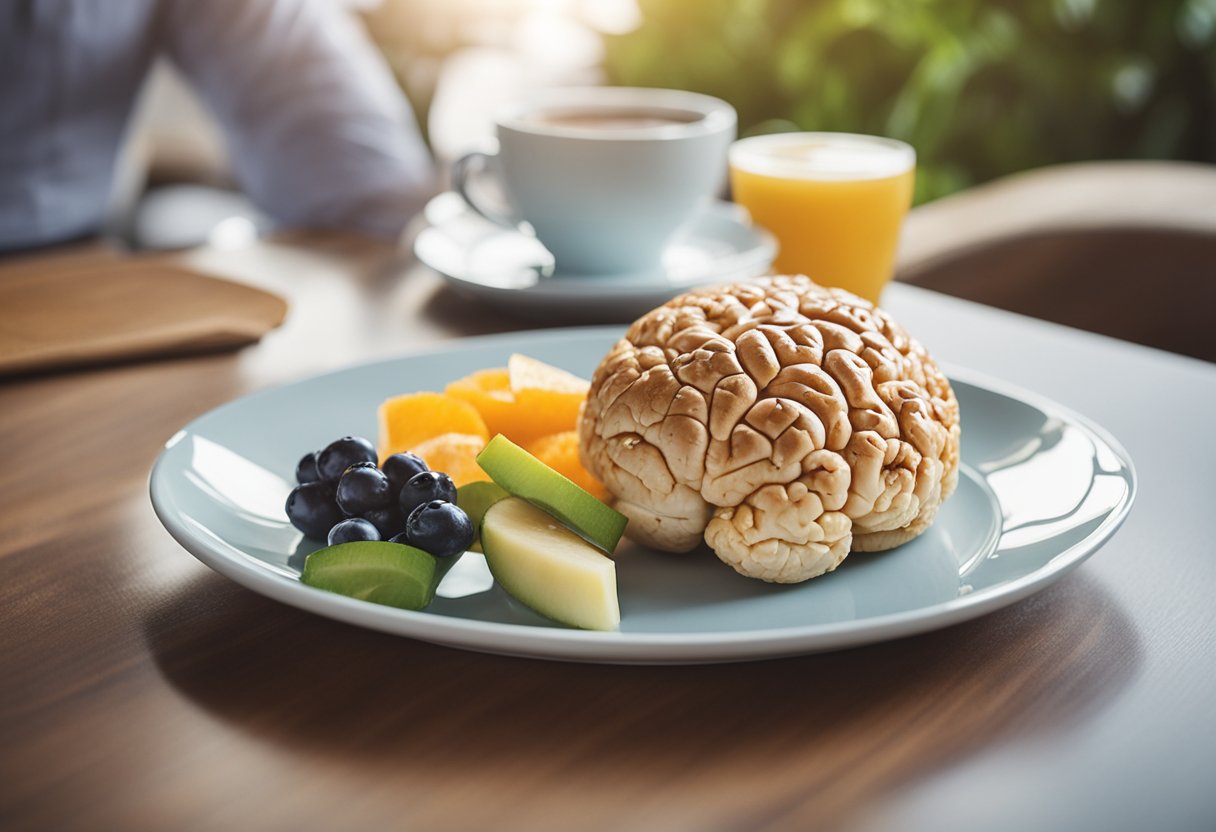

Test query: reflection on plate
[150,327,1135,664]
[414,193,777,322]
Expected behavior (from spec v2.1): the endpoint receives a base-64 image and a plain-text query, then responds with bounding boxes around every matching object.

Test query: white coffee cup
[453,87,737,275]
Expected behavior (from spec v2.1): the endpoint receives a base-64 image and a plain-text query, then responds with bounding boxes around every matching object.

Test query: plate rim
[149,326,1137,664]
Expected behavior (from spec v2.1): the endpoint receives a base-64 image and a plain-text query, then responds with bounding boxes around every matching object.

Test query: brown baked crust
[578,275,960,583]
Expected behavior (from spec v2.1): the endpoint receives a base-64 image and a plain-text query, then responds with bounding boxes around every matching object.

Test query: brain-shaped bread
[578,275,960,583]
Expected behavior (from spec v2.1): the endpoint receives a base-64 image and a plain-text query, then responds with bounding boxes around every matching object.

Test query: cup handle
[452,148,521,230]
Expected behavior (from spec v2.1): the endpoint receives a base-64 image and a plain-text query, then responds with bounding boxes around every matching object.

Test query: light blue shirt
[0,0,435,250]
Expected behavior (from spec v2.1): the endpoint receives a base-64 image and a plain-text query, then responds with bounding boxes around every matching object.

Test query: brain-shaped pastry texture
[578,275,960,583]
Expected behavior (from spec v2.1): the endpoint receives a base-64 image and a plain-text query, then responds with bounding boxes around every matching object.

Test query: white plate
[414,193,777,322]
[150,327,1136,664]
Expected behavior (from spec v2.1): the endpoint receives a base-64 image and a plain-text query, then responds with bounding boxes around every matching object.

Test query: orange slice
[378,392,488,460]
[507,354,590,444]
[509,353,590,397]
[411,432,490,487]
[444,368,517,439]
[525,430,605,499]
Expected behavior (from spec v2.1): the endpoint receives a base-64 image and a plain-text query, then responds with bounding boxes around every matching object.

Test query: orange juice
[730,133,915,303]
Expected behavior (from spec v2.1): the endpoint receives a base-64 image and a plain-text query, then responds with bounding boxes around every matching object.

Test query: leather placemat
[0,256,288,376]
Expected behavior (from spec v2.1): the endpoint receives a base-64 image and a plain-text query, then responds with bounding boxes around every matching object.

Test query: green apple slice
[481,496,620,631]
[475,434,627,553]
[456,480,510,551]
[301,540,458,610]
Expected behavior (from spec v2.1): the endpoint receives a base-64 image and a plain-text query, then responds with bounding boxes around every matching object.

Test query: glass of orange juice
[729,132,915,304]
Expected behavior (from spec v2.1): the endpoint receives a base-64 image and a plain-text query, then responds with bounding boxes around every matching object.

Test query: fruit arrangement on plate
[285,355,628,631]
[285,276,963,633]
[380,352,605,495]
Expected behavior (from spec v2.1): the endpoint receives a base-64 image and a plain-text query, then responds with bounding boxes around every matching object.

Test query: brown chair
[896,161,1216,363]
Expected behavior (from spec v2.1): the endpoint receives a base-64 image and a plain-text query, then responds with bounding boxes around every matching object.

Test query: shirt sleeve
[161,0,436,238]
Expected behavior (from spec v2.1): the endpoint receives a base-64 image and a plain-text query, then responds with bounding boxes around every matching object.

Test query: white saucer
[414,192,777,321]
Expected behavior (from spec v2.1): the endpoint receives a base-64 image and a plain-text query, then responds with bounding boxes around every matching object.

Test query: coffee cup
[452,87,736,275]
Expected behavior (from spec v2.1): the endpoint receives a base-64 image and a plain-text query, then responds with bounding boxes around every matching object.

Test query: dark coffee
[528,108,703,131]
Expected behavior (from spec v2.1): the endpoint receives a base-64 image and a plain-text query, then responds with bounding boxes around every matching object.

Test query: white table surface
[868,283,1216,832]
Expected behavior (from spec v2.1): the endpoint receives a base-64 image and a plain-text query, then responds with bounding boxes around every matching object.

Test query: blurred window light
[1178,0,1216,48]
[580,0,641,34]
[1112,61,1154,113]
[1053,0,1096,29]
[394,0,639,162]
[514,8,603,70]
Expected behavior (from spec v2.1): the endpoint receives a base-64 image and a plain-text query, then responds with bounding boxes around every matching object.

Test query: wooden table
[2,236,1214,832]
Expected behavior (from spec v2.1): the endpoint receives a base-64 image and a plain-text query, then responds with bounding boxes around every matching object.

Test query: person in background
[0,0,435,252]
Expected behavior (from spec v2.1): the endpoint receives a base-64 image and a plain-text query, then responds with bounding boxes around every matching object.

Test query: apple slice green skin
[301,541,461,611]
[456,480,510,550]
[480,496,620,631]
[475,434,627,553]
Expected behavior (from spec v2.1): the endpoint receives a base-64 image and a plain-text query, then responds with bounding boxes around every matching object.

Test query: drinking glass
[730,132,915,303]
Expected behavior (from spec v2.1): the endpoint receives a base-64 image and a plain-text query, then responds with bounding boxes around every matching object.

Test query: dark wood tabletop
[2,234,1214,832]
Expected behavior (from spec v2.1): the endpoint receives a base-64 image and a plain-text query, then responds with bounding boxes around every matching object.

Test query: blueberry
[405,500,474,557]
[336,464,394,515]
[327,517,381,546]
[296,451,321,484]
[399,471,457,517]
[362,505,407,538]
[316,436,377,482]
[382,452,429,491]
[285,482,344,539]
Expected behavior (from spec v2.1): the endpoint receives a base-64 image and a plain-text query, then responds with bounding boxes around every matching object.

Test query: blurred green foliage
[603,0,1216,202]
